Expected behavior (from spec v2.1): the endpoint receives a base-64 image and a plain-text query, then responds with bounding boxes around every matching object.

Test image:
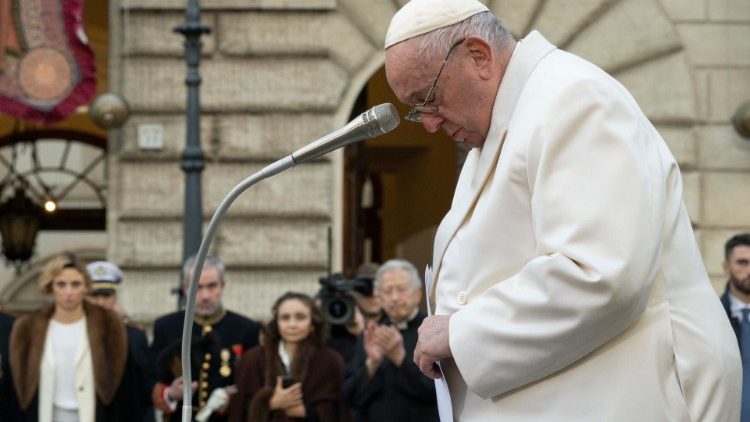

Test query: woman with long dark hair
[229,291,348,421]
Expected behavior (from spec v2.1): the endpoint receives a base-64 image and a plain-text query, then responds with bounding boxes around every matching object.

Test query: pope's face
[385,38,493,149]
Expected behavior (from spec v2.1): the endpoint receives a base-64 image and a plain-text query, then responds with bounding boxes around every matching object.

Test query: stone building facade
[1,0,749,326]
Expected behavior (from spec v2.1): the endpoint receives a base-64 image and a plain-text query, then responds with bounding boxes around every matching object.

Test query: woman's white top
[50,318,86,409]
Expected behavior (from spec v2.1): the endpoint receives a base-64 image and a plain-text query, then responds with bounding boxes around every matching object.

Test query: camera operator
[342,259,438,422]
[318,264,383,369]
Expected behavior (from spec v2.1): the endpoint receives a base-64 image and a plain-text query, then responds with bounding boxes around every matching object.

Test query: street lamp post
[174,0,210,309]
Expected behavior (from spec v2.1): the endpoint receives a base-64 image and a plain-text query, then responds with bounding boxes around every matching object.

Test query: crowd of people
[1,0,747,420]
[0,253,439,422]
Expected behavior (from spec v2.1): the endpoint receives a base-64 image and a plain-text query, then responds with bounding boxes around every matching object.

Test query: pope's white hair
[417,11,513,62]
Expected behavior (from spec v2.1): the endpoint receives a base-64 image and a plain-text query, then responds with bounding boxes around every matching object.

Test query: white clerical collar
[393,308,420,330]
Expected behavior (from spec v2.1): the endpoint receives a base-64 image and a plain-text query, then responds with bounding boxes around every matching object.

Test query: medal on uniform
[219,348,231,377]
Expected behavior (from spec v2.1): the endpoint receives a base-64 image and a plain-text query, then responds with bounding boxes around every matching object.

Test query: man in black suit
[0,309,21,420]
[151,255,260,422]
[86,260,156,422]
[719,233,750,421]
[343,259,438,422]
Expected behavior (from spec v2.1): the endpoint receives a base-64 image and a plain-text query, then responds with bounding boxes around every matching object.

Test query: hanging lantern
[0,187,42,269]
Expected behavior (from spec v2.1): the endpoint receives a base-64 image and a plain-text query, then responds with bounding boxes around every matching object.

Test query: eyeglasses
[404,38,465,123]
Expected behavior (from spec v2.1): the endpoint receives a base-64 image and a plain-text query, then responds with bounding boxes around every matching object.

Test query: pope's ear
[463,36,493,79]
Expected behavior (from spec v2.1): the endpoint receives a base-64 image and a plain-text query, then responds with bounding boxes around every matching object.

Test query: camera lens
[328,299,348,319]
[322,295,354,325]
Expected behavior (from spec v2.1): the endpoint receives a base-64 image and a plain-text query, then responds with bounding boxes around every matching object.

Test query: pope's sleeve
[449,77,666,399]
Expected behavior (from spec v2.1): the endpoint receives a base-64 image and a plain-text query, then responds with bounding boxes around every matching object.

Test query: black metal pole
[174,0,210,310]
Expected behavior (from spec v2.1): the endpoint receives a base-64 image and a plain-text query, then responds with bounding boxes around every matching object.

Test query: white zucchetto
[384,0,490,49]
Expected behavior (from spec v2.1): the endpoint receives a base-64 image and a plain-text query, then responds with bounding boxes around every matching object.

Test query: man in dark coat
[151,255,260,422]
[86,260,156,422]
[343,259,438,422]
[0,309,21,420]
[719,233,750,420]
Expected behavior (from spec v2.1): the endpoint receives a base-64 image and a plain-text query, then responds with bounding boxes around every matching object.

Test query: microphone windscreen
[371,103,400,135]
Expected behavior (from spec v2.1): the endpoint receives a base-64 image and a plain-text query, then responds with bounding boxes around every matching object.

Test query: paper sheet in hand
[425,265,454,422]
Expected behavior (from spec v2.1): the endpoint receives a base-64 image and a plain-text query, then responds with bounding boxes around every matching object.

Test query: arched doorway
[342,66,460,275]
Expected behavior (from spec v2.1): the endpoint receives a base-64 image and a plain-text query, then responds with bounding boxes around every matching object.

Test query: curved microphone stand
[180,103,399,421]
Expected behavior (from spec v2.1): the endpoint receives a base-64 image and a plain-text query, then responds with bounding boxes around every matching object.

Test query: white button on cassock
[457,291,468,305]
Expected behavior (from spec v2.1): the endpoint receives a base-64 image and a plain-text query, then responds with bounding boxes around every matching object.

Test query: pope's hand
[413,315,452,379]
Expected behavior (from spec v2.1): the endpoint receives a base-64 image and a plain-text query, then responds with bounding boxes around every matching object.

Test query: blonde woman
[9,253,132,422]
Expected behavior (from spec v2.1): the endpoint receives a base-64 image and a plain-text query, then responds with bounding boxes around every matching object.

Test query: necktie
[740,309,750,421]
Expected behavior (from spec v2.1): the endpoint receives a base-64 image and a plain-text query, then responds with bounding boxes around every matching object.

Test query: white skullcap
[385,0,489,49]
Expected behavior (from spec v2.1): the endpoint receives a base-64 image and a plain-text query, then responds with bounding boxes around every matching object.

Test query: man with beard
[720,233,750,421]
[151,255,260,422]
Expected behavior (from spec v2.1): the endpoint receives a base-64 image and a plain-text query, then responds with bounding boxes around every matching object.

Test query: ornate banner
[0,0,96,125]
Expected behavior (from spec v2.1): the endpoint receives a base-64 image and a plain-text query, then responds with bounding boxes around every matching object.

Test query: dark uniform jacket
[123,318,156,422]
[9,302,138,422]
[342,312,438,422]
[151,309,260,422]
[0,311,21,420]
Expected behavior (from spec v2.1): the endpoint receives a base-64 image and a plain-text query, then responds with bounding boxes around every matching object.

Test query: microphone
[179,103,399,422]
[292,103,400,164]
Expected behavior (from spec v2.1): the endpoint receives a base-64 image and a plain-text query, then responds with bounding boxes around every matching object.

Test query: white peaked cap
[384,0,490,49]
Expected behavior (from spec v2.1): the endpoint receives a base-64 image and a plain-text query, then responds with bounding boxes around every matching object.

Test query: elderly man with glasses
[383,0,741,421]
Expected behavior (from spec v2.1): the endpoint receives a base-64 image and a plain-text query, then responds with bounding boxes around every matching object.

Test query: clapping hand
[374,324,406,366]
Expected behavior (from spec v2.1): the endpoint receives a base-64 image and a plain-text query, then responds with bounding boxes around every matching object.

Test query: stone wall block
[221,271,323,320]
[123,0,335,10]
[219,220,329,266]
[203,163,331,216]
[681,171,701,224]
[615,53,696,122]
[118,270,179,322]
[123,59,186,111]
[124,12,215,56]
[119,163,184,216]
[203,59,349,111]
[337,0,398,47]
[531,0,613,47]
[119,114,215,158]
[488,0,542,37]
[658,0,708,21]
[676,24,750,66]
[124,59,349,112]
[694,70,710,121]
[702,68,750,123]
[217,114,333,159]
[656,126,697,168]
[708,0,750,21]
[568,0,681,72]
[219,12,375,73]
[116,221,184,266]
[698,125,750,170]
[703,172,750,226]
[117,162,331,218]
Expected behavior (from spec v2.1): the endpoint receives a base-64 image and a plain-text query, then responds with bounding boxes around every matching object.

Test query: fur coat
[229,339,349,422]
[9,301,129,421]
